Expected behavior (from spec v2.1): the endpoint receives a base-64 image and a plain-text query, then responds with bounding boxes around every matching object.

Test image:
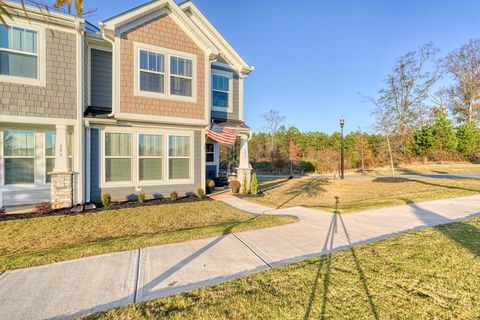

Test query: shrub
[138,192,146,203]
[0,206,6,217]
[250,173,258,195]
[101,193,111,207]
[228,180,241,193]
[170,191,178,201]
[35,202,52,216]
[240,175,248,194]
[196,188,205,198]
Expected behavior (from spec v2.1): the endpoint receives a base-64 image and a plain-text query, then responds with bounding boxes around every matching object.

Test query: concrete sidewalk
[1,195,479,320]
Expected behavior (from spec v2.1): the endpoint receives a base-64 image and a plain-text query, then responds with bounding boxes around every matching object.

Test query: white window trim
[212,69,233,113]
[102,131,133,186]
[2,129,36,187]
[0,22,46,87]
[99,127,194,188]
[137,133,164,184]
[167,134,193,183]
[133,41,197,103]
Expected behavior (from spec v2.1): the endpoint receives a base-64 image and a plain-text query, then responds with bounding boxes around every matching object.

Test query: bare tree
[443,39,480,124]
[366,43,440,164]
[261,109,285,158]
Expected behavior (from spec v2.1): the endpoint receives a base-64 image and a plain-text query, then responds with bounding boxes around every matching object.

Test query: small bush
[228,180,241,193]
[35,202,52,216]
[138,192,146,203]
[0,206,6,217]
[240,175,248,194]
[170,191,178,201]
[196,188,205,198]
[101,193,111,207]
[250,173,258,195]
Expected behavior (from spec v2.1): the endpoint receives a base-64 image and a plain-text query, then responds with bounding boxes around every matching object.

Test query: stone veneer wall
[120,15,205,120]
[0,30,77,119]
[51,172,73,209]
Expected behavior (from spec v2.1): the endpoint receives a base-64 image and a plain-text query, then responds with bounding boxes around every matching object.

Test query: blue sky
[85,0,480,134]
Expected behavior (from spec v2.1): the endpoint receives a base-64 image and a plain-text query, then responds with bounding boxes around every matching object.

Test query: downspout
[99,22,116,118]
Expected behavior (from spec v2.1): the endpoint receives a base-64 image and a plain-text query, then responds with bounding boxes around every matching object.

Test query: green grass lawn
[82,215,480,320]
[0,201,294,271]
[252,177,480,213]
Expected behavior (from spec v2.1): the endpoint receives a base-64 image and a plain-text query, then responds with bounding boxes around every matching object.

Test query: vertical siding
[90,128,101,202]
[90,49,112,109]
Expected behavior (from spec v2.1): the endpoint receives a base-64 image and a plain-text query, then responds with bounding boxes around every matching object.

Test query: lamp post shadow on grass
[303,196,380,320]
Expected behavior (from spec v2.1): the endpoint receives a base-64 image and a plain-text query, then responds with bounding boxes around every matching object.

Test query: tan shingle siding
[120,15,205,120]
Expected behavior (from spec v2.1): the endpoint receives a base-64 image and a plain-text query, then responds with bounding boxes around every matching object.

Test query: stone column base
[237,167,252,193]
[51,172,73,210]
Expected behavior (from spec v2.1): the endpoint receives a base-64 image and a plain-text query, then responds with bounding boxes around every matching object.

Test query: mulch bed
[0,196,211,222]
[233,192,265,199]
[372,177,411,183]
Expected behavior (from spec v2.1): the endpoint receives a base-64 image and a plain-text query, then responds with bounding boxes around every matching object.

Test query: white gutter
[99,22,116,118]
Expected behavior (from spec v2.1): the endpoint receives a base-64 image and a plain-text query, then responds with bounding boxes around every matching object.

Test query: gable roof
[100,0,219,57]
[179,1,253,74]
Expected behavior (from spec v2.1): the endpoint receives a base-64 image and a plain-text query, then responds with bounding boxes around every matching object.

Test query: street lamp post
[340,117,345,180]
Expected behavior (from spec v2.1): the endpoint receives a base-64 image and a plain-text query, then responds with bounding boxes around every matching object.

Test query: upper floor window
[212,70,233,112]
[139,49,165,93]
[0,25,38,79]
[170,56,192,97]
[134,42,196,102]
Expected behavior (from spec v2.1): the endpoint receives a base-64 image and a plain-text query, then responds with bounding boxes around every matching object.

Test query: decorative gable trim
[101,0,218,57]
[179,1,254,74]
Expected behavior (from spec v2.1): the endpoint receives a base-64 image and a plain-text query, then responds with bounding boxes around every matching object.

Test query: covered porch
[205,120,252,189]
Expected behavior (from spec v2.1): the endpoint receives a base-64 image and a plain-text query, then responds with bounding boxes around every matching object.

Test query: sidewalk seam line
[232,233,272,269]
[133,248,141,303]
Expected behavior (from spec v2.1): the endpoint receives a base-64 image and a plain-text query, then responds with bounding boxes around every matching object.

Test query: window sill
[212,106,233,113]
[0,74,46,87]
[134,89,197,103]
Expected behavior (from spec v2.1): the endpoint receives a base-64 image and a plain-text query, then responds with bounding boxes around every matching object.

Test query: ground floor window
[139,134,163,181]
[3,129,35,184]
[105,132,132,182]
[169,135,190,180]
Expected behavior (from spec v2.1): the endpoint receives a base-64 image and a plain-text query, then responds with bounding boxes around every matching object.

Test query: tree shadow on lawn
[276,178,328,210]
[402,199,480,258]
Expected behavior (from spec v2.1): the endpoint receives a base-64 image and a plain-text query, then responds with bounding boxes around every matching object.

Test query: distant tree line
[246,39,480,175]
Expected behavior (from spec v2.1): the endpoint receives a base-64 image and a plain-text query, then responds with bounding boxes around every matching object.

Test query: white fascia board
[101,0,218,56]
[179,1,254,74]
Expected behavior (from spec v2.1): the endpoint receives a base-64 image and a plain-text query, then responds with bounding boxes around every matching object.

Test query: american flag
[207,123,237,146]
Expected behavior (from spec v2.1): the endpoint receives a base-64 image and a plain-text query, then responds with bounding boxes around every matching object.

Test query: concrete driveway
[0,195,479,319]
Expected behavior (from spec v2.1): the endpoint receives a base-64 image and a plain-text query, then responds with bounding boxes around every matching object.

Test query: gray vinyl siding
[90,49,112,109]
[83,40,89,110]
[89,128,202,203]
[211,65,240,121]
[0,30,77,119]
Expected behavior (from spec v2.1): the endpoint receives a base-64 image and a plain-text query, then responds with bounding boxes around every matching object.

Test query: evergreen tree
[457,122,480,156]
[432,111,458,152]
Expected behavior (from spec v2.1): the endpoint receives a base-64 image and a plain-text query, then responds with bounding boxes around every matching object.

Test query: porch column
[50,125,73,209]
[237,134,252,192]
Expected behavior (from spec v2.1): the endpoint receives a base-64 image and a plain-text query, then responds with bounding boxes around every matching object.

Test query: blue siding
[90,49,112,109]
[90,128,101,202]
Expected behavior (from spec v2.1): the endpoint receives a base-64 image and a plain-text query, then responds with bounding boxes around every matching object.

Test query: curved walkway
[1,195,479,320]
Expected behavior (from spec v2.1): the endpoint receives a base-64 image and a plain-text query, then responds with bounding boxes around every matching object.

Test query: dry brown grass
[252,177,480,212]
